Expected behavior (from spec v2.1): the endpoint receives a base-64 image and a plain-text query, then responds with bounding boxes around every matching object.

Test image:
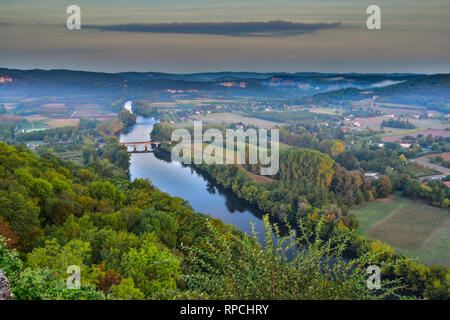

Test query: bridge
[120,141,163,153]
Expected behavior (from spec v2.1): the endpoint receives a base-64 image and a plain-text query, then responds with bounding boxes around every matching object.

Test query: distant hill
[1,68,446,108]
[375,74,450,108]
[304,74,450,111]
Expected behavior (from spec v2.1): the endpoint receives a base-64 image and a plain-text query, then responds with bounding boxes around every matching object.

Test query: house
[365,172,379,180]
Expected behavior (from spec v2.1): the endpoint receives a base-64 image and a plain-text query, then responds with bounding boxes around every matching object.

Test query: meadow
[190,112,283,128]
[351,194,450,267]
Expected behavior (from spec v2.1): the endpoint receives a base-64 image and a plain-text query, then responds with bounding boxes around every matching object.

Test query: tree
[133,209,178,248]
[319,139,345,157]
[0,216,20,249]
[89,264,123,295]
[88,181,125,207]
[278,149,335,188]
[182,216,403,299]
[111,278,144,300]
[150,122,175,141]
[27,239,92,275]
[336,151,360,170]
[0,191,42,252]
[115,150,130,171]
[121,240,180,297]
[376,176,393,198]
[101,231,140,272]
[118,110,137,127]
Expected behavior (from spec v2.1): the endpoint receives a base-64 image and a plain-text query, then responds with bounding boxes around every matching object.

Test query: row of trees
[381,118,416,129]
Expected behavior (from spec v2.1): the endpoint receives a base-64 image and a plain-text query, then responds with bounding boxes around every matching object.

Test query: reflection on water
[120,114,268,241]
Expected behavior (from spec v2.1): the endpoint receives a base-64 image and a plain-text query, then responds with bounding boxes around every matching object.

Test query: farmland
[46,118,80,128]
[190,112,283,128]
[381,129,450,142]
[351,194,450,267]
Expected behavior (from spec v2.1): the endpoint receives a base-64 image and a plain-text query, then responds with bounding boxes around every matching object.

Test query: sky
[0,0,449,73]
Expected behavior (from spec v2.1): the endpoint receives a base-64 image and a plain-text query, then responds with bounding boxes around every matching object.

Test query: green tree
[27,239,92,275]
[121,240,180,297]
[118,110,137,127]
[0,191,42,251]
[183,216,403,299]
[376,176,393,198]
[319,139,345,157]
[150,122,175,141]
[111,278,145,300]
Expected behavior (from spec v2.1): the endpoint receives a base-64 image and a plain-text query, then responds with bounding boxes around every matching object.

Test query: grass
[190,113,283,129]
[17,120,50,132]
[350,194,450,267]
[404,162,441,178]
[378,128,424,138]
[307,107,343,115]
[46,118,80,128]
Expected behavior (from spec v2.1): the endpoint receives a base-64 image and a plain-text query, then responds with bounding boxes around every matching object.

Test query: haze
[0,0,449,73]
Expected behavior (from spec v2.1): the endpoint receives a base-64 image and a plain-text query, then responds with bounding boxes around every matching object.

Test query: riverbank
[120,111,270,241]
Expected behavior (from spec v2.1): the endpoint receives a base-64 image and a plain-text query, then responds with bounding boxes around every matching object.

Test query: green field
[350,194,450,267]
[190,113,283,128]
[307,107,344,115]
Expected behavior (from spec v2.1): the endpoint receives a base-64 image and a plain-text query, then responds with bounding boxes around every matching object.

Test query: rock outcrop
[0,270,13,300]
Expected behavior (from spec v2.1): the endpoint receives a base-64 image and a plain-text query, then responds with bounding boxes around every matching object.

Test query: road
[411,155,450,180]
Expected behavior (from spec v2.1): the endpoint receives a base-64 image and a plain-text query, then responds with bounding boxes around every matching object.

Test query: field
[351,194,450,267]
[410,153,450,179]
[381,129,450,142]
[345,113,450,142]
[351,116,449,131]
[46,118,80,128]
[147,98,237,110]
[304,106,343,115]
[190,113,283,128]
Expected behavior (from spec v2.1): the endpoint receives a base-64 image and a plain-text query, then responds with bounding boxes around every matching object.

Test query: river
[119,102,268,241]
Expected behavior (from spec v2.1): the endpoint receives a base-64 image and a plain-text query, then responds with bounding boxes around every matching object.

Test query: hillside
[0,68,430,102]
[304,74,450,111]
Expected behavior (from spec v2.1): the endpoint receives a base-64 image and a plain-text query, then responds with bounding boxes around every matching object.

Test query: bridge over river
[120,141,163,153]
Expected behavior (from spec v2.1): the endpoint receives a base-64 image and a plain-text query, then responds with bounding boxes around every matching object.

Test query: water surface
[120,109,268,240]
